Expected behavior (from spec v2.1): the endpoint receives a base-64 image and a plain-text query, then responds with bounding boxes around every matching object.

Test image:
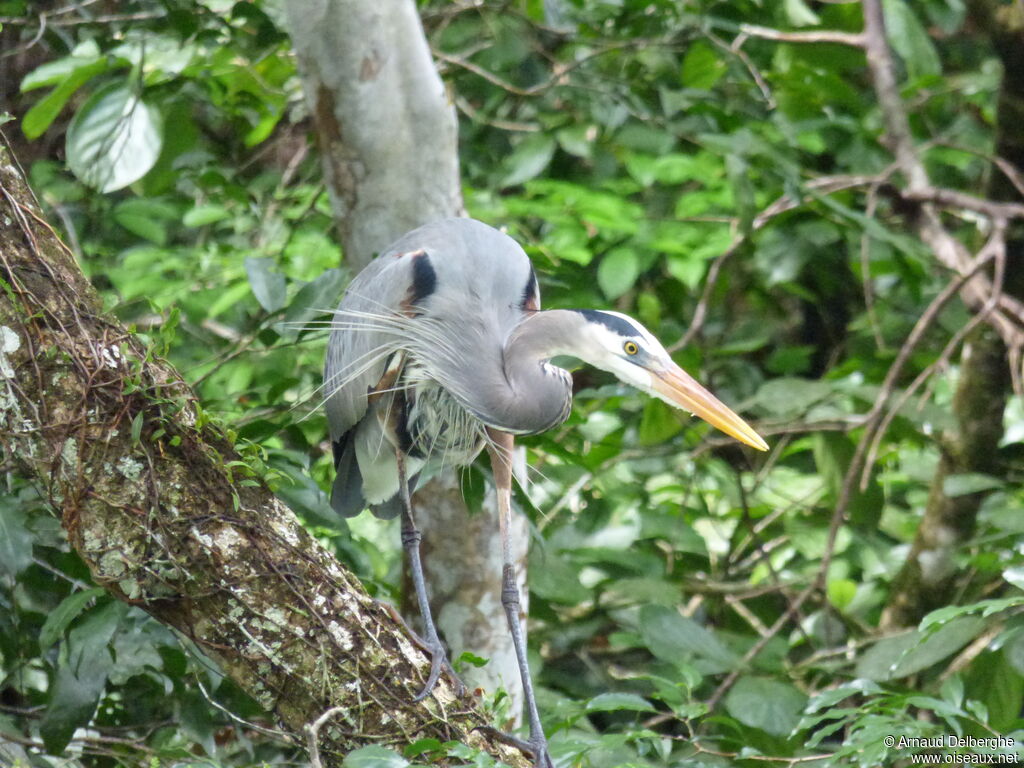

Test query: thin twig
[306,706,349,768]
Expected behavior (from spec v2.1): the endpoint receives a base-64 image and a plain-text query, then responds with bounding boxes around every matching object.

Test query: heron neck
[484,310,579,435]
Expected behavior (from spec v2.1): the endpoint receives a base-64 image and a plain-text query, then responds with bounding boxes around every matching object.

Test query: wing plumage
[323,218,538,517]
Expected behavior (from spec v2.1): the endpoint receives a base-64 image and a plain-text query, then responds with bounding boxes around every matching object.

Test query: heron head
[574,310,768,452]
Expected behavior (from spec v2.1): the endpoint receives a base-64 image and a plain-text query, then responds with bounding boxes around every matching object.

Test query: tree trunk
[0,143,525,767]
[881,328,1008,628]
[881,3,1022,628]
[282,0,529,707]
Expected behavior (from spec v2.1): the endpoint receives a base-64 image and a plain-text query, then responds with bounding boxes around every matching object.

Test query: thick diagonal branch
[0,145,525,767]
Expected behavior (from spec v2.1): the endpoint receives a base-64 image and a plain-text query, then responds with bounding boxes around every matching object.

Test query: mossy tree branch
[0,142,525,767]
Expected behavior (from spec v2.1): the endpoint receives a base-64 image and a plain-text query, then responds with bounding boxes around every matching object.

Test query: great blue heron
[323,218,767,767]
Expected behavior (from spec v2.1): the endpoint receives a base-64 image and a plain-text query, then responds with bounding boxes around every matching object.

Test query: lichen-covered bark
[0,146,526,767]
[881,328,1008,628]
[282,0,529,708]
[881,4,1022,628]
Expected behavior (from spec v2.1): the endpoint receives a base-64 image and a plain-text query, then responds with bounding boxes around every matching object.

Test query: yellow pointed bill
[651,364,768,451]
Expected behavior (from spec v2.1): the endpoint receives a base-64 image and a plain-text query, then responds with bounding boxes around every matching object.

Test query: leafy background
[1,0,1023,766]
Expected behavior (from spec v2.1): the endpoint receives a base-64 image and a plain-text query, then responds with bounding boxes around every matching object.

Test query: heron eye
[623,341,639,356]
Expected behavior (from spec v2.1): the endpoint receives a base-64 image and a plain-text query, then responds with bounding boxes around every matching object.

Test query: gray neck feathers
[452,310,578,435]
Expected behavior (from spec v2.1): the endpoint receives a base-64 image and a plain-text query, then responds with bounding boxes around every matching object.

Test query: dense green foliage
[1,0,1023,765]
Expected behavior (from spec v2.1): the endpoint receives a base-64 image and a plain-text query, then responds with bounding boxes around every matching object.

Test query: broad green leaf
[856,617,985,681]
[597,248,638,300]
[756,378,832,416]
[502,135,556,187]
[813,432,883,526]
[639,604,737,670]
[113,198,176,244]
[245,257,287,313]
[21,59,108,139]
[638,398,684,446]
[529,549,590,604]
[919,597,1024,631]
[39,601,120,754]
[943,473,1004,497]
[724,677,807,736]
[585,692,656,713]
[276,268,348,340]
[665,252,705,289]
[342,746,410,768]
[39,662,108,754]
[66,81,163,192]
[883,0,941,79]
[21,41,102,91]
[827,578,857,610]
[556,125,594,158]
[404,738,443,758]
[38,588,106,652]
[0,500,34,576]
[183,204,230,227]
[784,0,820,26]
[964,652,1023,732]
[680,41,726,90]
[1003,628,1024,676]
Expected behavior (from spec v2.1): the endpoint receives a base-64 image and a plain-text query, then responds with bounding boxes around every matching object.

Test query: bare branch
[902,186,1024,220]
[738,23,866,48]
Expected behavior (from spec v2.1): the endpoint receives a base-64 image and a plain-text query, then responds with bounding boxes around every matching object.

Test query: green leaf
[639,604,737,670]
[919,597,1024,631]
[529,549,590,605]
[454,651,488,669]
[784,0,820,26]
[38,588,106,652]
[21,58,108,139]
[183,204,230,227]
[943,473,1004,497]
[680,40,726,90]
[813,432,883,526]
[342,746,410,768]
[502,135,556,187]
[856,617,985,681]
[585,692,657,713]
[39,662,108,754]
[556,125,593,158]
[40,601,120,754]
[827,578,857,610]
[245,257,287,313]
[113,199,176,244]
[756,378,831,416]
[460,464,487,514]
[638,398,684,446]
[724,677,807,736]
[964,651,1023,732]
[276,268,348,340]
[404,738,443,758]
[597,248,639,300]
[20,41,102,90]
[65,80,163,192]
[0,499,34,576]
[882,0,941,79]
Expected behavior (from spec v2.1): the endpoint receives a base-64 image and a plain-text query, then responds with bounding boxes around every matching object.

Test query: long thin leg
[396,451,463,701]
[486,429,553,768]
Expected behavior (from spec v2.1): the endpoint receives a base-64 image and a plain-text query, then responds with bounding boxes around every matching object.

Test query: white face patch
[598,311,667,355]
[576,312,668,393]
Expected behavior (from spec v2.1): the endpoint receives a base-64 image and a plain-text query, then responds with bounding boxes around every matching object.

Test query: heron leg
[486,429,554,768]
[396,451,464,701]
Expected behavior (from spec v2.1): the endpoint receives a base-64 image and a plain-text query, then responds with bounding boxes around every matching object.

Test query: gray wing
[323,251,417,517]
[324,218,539,517]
